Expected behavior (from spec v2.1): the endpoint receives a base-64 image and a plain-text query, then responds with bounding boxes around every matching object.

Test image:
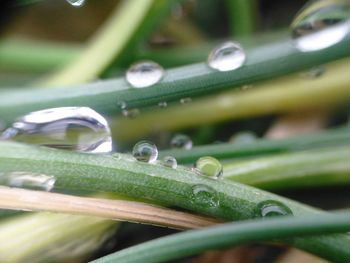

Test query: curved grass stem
[0,141,349,261]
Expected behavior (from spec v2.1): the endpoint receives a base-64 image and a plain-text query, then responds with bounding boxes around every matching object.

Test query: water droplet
[126,60,164,88]
[301,66,325,78]
[162,156,177,169]
[170,134,193,150]
[195,156,223,178]
[158,101,168,108]
[254,200,293,218]
[1,107,112,153]
[0,171,56,191]
[190,184,219,208]
[180,97,192,104]
[117,101,127,110]
[207,41,246,72]
[132,140,158,163]
[66,0,85,7]
[229,131,257,144]
[291,0,350,52]
[122,108,140,118]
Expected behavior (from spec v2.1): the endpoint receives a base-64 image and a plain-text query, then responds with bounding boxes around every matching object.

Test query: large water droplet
[254,200,293,218]
[0,171,55,191]
[132,140,158,163]
[195,156,223,179]
[126,60,164,88]
[162,156,177,169]
[190,184,219,208]
[1,107,112,153]
[170,134,193,150]
[66,0,86,7]
[291,0,350,52]
[207,41,246,72]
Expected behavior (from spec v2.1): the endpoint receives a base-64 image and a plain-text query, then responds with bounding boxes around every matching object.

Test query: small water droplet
[190,184,219,208]
[170,134,193,150]
[126,60,164,88]
[291,0,350,52]
[0,171,55,191]
[132,140,158,163]
[117,101,127,110]
[66,0,86,7]
[158,101,168,108]
[207,41,246,72]
[180,97,192,104]
[254,200,293,218]
[195,156,223,179]
[301,66,325,79]
[1,107,112,153]
[241,84,253,90]
[229,131,257,144]
[162,156,177,169]
[122,108,140,118]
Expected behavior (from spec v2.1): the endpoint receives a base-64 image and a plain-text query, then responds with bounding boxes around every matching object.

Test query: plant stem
[226,0,256,36]
[0,141,349,261]
[91,210,350,263]
[2,32,350,123]
[112,58,350,141]
[0,187,218,229]
[159,128,350,164]
[223,146,350,190]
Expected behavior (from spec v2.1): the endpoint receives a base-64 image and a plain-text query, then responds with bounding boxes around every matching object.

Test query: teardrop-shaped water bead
[291,0,350,51]
[132,140,158,163]
[66,0,86,7]
[1,107,112,153]
[126,60,164,88]
[207,41,246,72]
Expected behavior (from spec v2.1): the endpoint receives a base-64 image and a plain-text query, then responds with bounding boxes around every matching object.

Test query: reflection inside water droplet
[0,171,55,191]
[132,140,158,163]
[1,107,112,153]
[66,0,86,7]
[291,0,350,51]
[207,41,246,72]
[126,60,164,88]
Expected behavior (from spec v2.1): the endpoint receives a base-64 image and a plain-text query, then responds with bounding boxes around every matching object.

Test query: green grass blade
[159,128,350,164]
[1,30,350,123]
[91,210,350,263]
[0,141,350,261]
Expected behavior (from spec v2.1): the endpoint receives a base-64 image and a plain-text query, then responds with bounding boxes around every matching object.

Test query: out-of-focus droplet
[207,41,246,72]
[170,134,193,150]
[117,101,127,110]
[254,200,293,218]
[0,171,55,192]
[162,156,177,169]
[1,107,112,153]
[180,97,192,104]
[122,108,140,118]
[132,140,158,163]
[66,0,86,7]
[190,184,219,208]
[126,60,164,88]
[291,0,350,52]
[301,66,325,78]
[158,101,168,108]
[195,156,223,179]
[229,131,257,144]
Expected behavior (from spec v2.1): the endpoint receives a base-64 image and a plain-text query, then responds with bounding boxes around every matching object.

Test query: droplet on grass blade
[132,140,158,163]
[126,60,164,88]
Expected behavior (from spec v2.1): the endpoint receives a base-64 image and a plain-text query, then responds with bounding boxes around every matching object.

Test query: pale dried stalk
[0,187,219,230]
